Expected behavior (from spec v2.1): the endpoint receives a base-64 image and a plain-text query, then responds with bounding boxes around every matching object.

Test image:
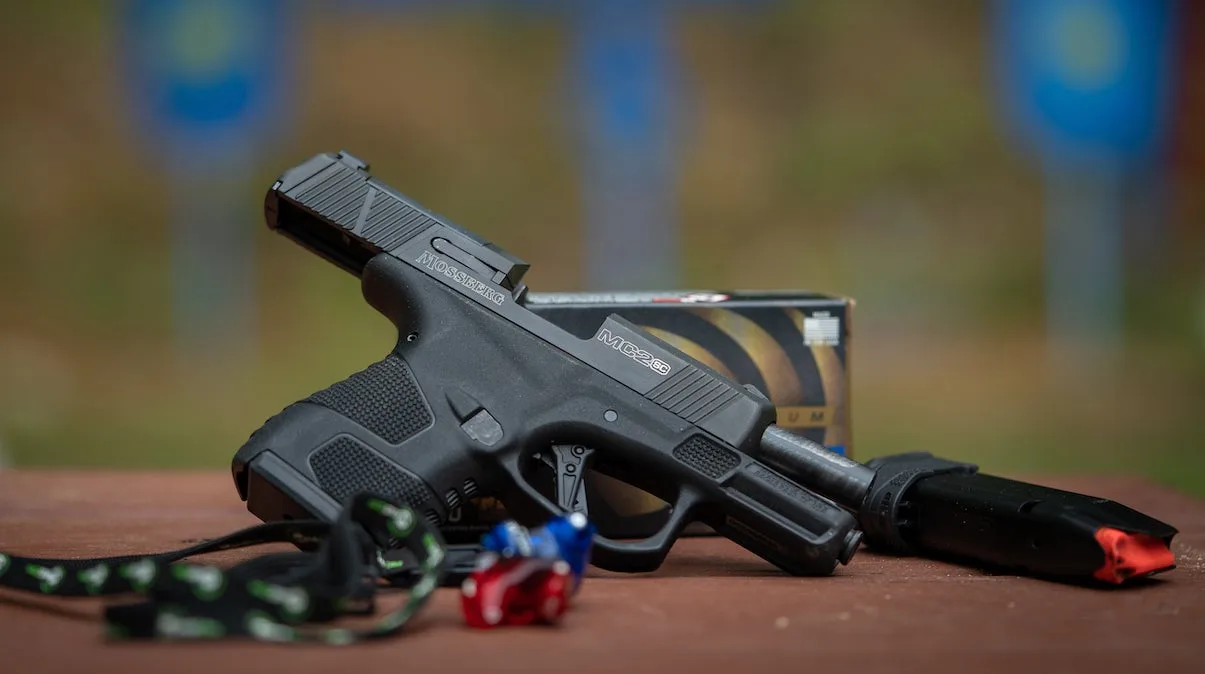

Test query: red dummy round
[461,555,572,628]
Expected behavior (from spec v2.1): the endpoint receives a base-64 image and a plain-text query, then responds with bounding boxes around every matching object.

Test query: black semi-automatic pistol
[232,151,863,576]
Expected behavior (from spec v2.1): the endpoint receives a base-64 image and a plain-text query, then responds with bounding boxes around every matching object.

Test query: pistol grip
[232,351,451,531]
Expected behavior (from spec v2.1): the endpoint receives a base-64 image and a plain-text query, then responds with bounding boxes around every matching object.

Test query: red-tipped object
[1093,528,1176,584]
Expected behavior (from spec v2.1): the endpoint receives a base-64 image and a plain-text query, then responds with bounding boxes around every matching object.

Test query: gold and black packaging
[438,290,854,543]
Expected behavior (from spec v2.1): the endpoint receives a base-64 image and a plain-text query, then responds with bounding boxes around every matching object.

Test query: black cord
[0,493,446,644]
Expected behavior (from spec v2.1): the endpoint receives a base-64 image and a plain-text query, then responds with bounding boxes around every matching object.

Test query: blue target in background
[120,0,295,357]
[992,0,1180,375]
[995,0,1177,167]
[330,0,770,291]
[121,0,292,168]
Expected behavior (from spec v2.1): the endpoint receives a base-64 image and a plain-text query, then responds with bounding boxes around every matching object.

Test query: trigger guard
[587,487,700,574]
[503,453,696,574]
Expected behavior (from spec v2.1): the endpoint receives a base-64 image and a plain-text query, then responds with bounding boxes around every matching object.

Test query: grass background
[0,1,1202,495]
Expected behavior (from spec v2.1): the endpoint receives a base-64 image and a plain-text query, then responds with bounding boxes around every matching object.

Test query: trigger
[550,444,592,515]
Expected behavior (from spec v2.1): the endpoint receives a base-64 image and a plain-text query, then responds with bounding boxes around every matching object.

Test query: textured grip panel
[647,366,740,424]
[307,354,433,444]
[673,435,741,479]
[309,436,440,523]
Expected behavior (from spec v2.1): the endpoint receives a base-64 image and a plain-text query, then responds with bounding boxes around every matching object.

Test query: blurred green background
[0,1,1202,495]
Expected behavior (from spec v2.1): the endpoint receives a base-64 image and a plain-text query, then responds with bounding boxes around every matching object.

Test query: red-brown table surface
[1,471,1202,673]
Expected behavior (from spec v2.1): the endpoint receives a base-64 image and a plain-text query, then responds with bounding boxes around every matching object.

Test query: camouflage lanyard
[0,492,446,645]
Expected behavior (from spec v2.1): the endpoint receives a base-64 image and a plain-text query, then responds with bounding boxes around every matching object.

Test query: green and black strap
[0,493,446,645]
